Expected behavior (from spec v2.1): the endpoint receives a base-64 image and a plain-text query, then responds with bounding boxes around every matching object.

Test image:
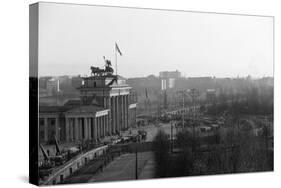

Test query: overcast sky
[38,2,273,78]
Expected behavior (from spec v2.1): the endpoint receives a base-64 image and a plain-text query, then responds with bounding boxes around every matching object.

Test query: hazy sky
[38,2,273,78]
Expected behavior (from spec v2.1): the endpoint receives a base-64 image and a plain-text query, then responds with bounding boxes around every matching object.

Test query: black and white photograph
[28,1,274,186]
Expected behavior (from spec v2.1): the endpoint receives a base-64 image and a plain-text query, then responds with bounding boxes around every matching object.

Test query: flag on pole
[115,42,122,56]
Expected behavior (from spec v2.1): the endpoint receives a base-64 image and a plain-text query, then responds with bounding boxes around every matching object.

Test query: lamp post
[176,90,187,129]
[135,148,138,179]
[170,121,173,153]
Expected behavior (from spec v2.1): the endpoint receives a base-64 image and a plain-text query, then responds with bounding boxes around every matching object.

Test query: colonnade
[65,115,109,142]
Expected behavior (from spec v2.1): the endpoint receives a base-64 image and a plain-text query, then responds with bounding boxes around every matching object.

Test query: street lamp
[170,120,174,153]
[176,90,187,129]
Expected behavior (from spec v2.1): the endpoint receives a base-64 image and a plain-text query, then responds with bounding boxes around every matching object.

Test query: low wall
[42,145,108,185]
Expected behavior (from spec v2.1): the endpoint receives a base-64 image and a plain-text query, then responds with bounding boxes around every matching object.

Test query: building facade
[39,74,137,145]
[159,70,181,90]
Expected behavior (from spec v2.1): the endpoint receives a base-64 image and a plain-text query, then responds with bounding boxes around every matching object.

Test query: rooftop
[39,106,72,113]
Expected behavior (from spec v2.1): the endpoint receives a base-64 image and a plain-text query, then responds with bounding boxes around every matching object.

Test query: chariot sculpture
[90,56,114,76]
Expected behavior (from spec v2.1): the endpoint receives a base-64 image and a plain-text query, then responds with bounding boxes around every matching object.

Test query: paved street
[88,152,155,182]
[62,123,176,184]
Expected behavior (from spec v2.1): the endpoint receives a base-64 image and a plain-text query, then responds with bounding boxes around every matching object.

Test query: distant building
[71,75,83,89]
[159,70,181,90]
[46,78,60,96]
[127,75,161,91]
[175,76,216,92]
[206,89,216,102]
[58,75,71,84]
[159,70,181,78]
[39,76,52,89]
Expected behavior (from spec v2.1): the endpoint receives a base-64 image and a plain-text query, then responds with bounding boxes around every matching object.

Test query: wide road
[62,123,176,184]
[86,123,179,183]
[88,152,155,182]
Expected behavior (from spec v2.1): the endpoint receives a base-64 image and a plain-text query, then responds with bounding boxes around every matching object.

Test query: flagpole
[115,43,117,76]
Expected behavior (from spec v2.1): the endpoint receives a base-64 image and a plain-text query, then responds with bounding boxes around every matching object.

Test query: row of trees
[153,119,273,178]
[205,86,273,116]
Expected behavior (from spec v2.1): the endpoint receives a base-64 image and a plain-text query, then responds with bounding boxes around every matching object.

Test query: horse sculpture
[90,66,104,76]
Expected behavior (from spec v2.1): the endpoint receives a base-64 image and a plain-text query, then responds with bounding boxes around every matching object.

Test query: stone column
[124,95,127,129]
[98,116,101,138]
[88,118,92,140]
[111,97,116,134]
[93,117,97,142]
[65,117,69,142]
[55,118,59,141]
[113,96,117,134]
[106,112,111,136]
[121,95,124,131]
[79,118,83,140]
[84,117,88,140]
[104,116,107,137]
[69,118,73,141]
[99,117,102,138]
[104,115,107,136]
[74,118,79,141]
[100,116,103,138]
[107,97,111,136]
[123,95,126,130]
[96,117,99,140]
[105,115,109,136]
[77,118,80,140]
[44,118,48,142]
[110,97,113,135]
[105,116,107,136]
[112,97,115,134]
[125,95,128,129]
[104,96,107,108]
[101,116,104,138]
[116,96,119,133]
[102,116,106,137]
[99,117,102,139]
[123,96,126,130]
